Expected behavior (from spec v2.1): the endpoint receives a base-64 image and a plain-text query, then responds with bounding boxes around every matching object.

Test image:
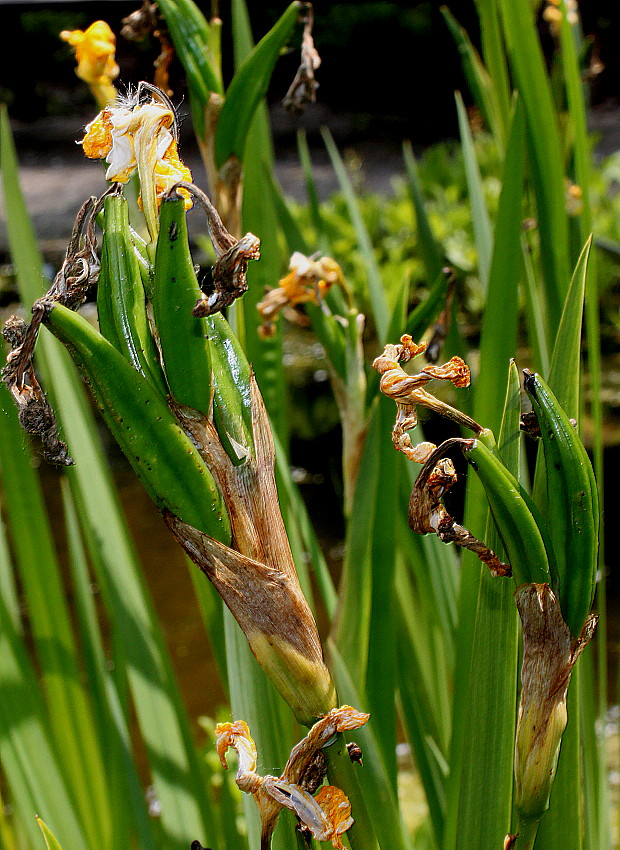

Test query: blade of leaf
[36,818,64,850]
[499,0,571,334]
[441,7,505,146]
[61,479,158,850]
[215,2,300,167]
[320,127,390,343]
[402,141,445,283]
[455,91,492,292]
[0,592,88,850]
[328,641,414,850]
[0,382,110,850]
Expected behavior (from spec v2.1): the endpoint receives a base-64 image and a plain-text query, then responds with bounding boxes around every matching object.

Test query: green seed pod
[464,437,552,587]
[524,371,599,637]
[97,194,167,397]
[152,192,213,413]
[206,312,254,465]
[44,302,230,544]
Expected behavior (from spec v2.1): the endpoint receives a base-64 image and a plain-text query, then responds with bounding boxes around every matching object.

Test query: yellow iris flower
[81,89,192,241]
[60,21,119,108]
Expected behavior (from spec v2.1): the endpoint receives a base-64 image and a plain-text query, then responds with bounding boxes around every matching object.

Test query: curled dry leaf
[283,5,321,114]
[2,193,107,465]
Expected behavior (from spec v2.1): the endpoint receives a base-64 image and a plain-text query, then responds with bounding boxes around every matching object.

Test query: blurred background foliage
[1,1,619,135]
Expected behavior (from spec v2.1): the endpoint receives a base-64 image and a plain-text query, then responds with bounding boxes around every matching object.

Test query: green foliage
[0,2,612,850]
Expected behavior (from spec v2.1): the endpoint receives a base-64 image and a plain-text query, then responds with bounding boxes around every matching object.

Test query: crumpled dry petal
[373,335,481,460]
[283,7,321,114]
[408,440,511,577]
[257,252,344,337]
[215,706,370,849]
[81,90,192,238]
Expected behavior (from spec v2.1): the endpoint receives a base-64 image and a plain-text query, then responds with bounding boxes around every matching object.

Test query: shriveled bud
[514,584,597,824]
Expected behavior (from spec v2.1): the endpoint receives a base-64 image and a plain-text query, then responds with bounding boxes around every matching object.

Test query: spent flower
[373,334,482,462]
[215,706,369,848]
[81,85,192,240]
[60,21,119,108]
[257,251,345,338]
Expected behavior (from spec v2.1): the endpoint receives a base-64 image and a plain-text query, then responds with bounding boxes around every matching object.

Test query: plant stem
[324,735,380,850]
[516,816,540,850]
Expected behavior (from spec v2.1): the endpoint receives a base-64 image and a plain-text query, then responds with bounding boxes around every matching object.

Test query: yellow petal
[61,21,119,87]
[154,138,193,208]
[82,109,113,159]
[314,786,354,849]
[215,719,257,773]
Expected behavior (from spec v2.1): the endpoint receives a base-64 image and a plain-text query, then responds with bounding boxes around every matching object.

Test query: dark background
[1,1,619,145]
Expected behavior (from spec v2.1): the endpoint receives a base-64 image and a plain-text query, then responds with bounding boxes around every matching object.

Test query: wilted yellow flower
[373,335,481,461]
[257,251,345,337]
[215,706,370,848]
[60,21,119,108]
[81,87,192,240]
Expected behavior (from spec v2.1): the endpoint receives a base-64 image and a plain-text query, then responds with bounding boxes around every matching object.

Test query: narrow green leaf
[473,0,512,128]
[499,0,571,333]
[548,235,591,415]
[297,130,328,247]
[455,91,493,291]
[36,818,64,850]
[0,592,88,850]
[320,127,390,343]
[0,386,110,850]
[215,2,300,167]
[156,0,221,137]
[329,641,414,850]
[444,102,526,848]
[441,7,505,146]
[330,401,380,680]
[402,141,445,283]
[62,480,158,850]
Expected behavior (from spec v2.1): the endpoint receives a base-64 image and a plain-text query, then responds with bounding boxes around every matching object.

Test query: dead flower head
[81,83,192,240]
[408,439,511,577]
[257,252,345,338]
[215,706,370,848]
[283,6,321,114]
[373,335,482,462]
[60,21,119,108]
